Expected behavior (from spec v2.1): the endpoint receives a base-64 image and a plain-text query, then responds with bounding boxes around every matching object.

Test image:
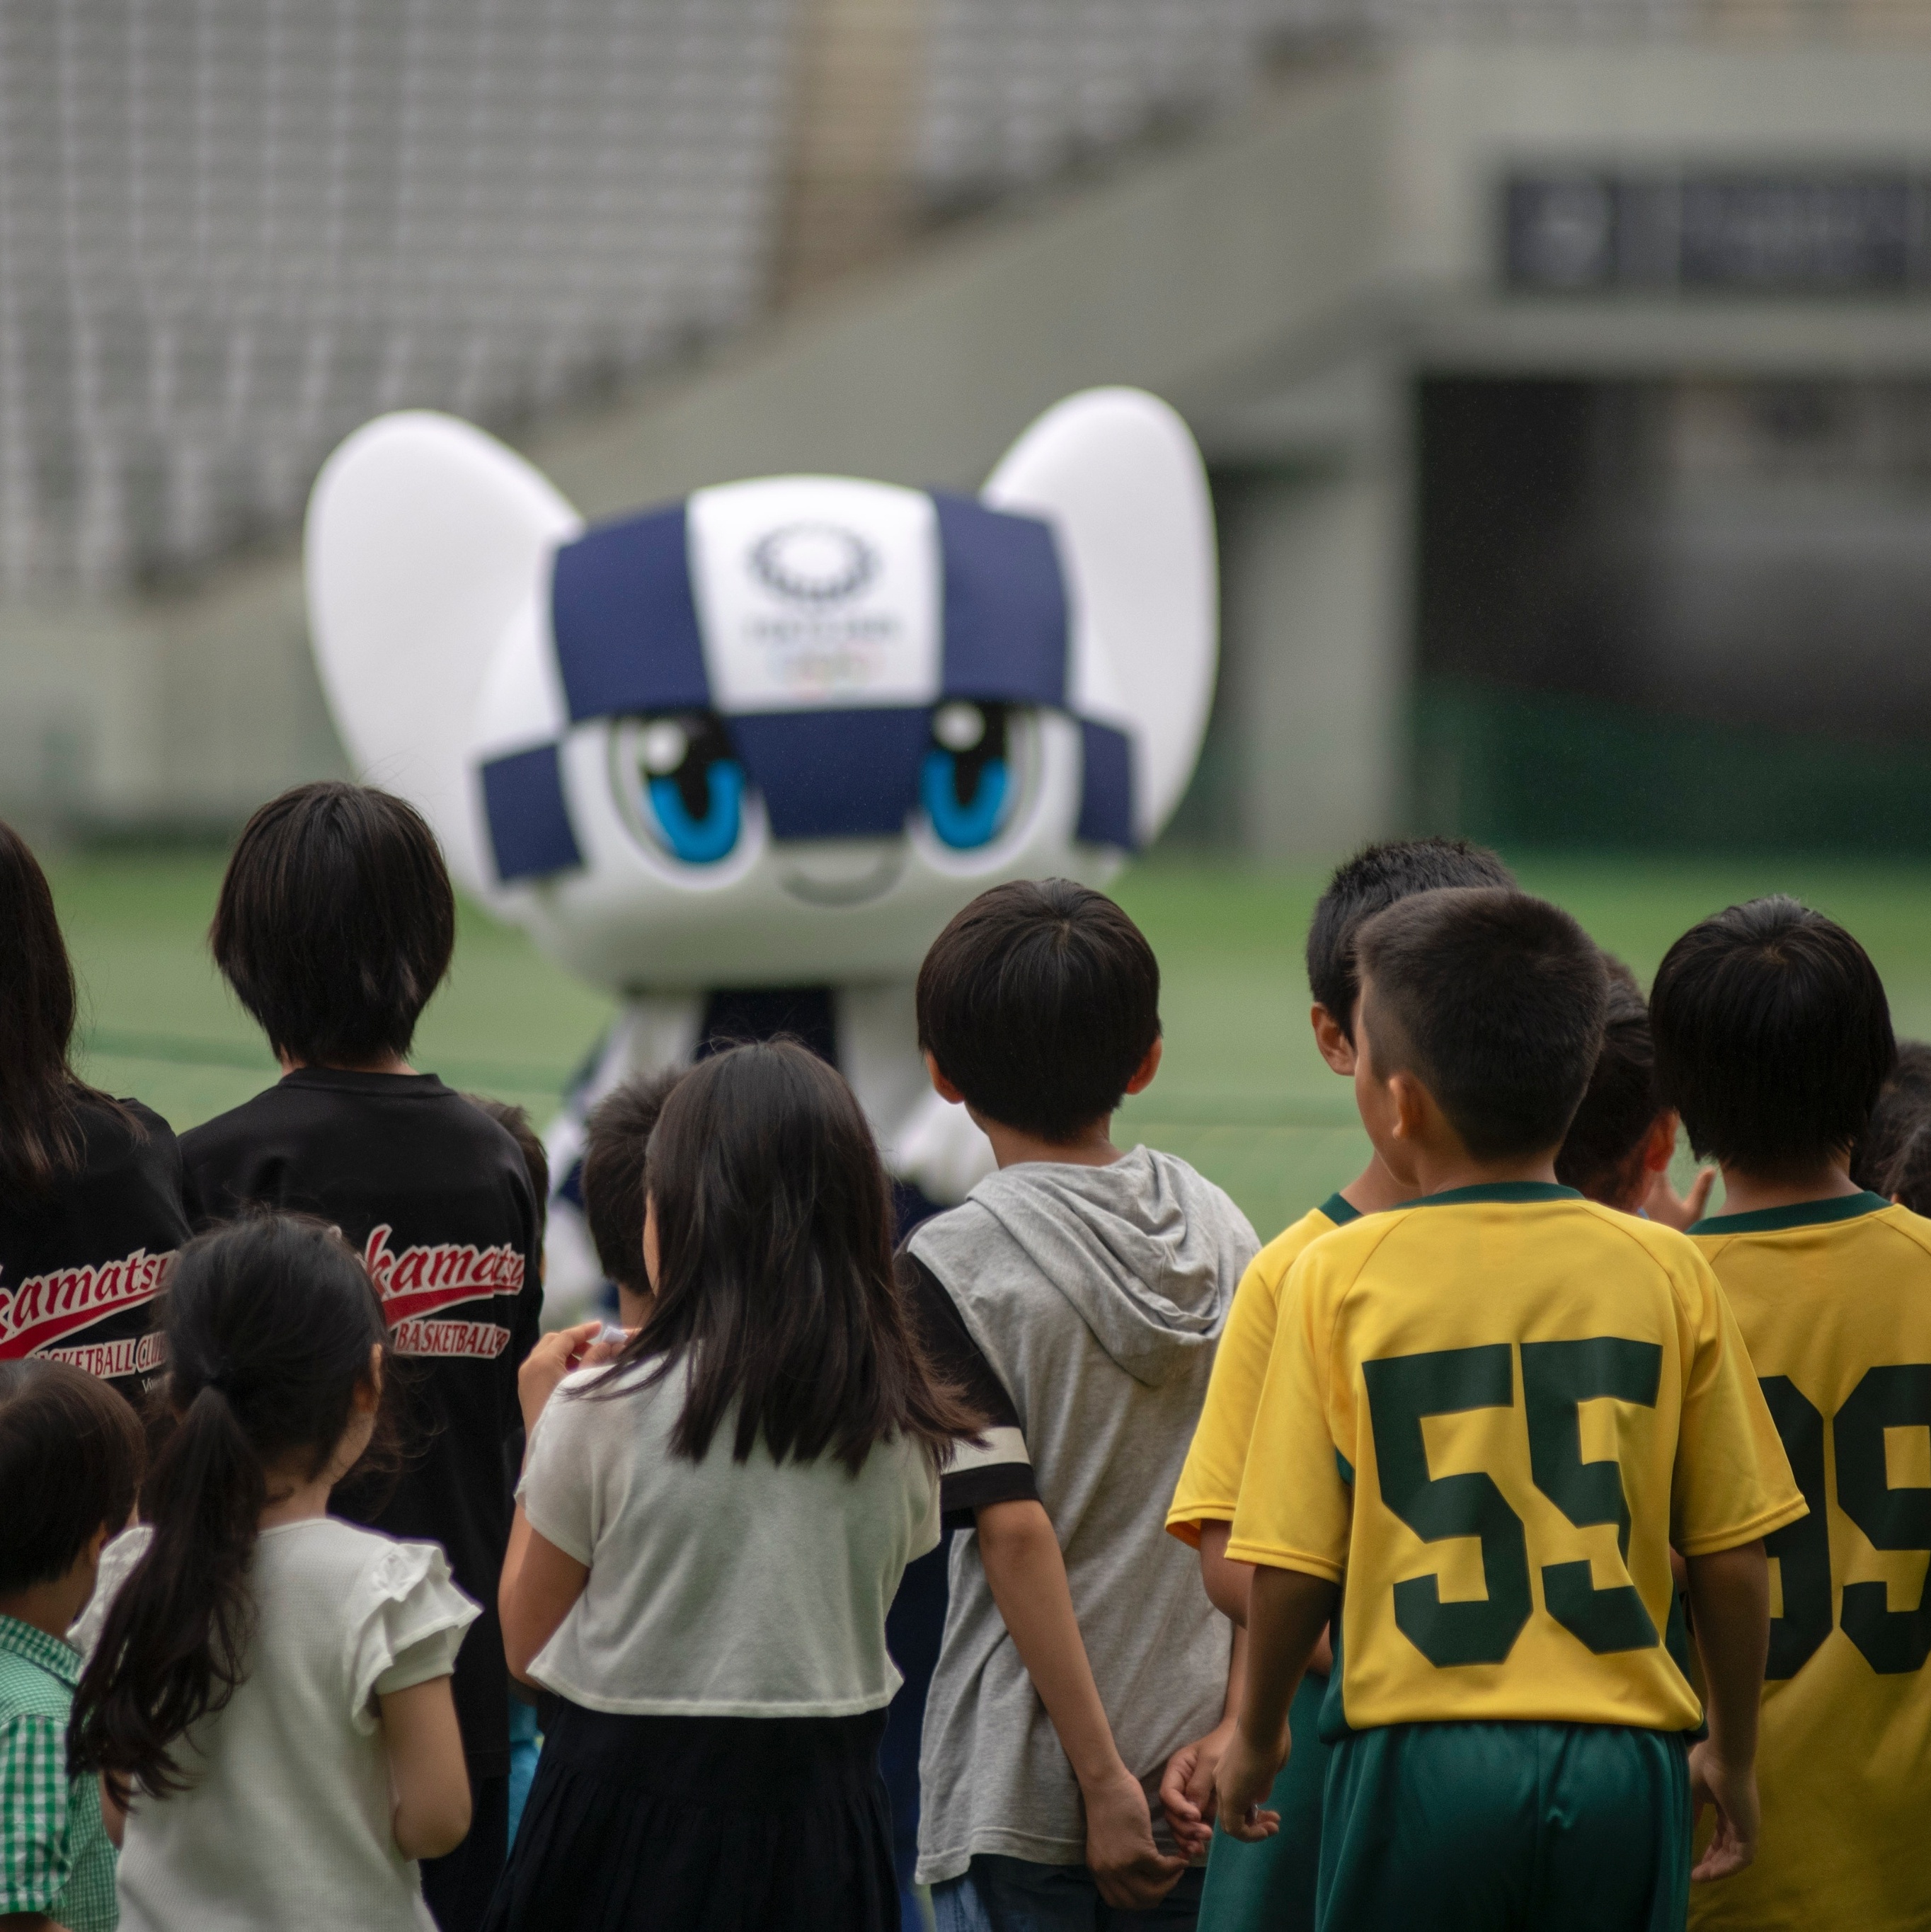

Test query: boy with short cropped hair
[1164,836,1511,1931]
[581,1071,683,1331]
[181,782,543,1932]
[905,878,1258,1929]
[0,1358,143,1932]
[1217,887,1804,1928]
[1651,896,1931,1932]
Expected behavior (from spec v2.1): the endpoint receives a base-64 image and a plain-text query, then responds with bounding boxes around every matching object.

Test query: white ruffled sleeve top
[109,1517,478,1932]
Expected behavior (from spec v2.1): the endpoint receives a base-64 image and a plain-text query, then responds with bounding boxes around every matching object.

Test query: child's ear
[924,1051,968,1106]
[1643,1111,1680,1175]
[1310,1004,1356,1076]
[1123,1037,1164,1096]
[1387,1069,1431,1144]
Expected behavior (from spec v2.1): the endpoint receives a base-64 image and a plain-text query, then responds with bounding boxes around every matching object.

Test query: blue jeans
[933,1857,1205,1931]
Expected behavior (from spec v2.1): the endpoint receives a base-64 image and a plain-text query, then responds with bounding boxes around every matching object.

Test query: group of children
[1,786,1928,1932]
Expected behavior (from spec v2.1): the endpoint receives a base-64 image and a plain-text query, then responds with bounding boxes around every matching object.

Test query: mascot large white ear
[980,388,1216,846]
[305,411,582,896]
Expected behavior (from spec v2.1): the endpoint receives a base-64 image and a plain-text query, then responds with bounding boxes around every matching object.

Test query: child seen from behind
[580,1071,684,1333]
[180,783,543,1931]
[1556,957,1713,1226]
[906,878,1258,1929]
[1216,888,1804,1927]
[0,1359,143,1932]
[0,820,190,1407]
[1652,897,1931,1932]
[1166,836,1512,1932]
[491,1042,964,1932]
[69,1214,477,1931]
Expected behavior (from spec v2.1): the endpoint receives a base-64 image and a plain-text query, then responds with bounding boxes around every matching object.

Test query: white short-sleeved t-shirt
[520,1364,941,1718]
[90,1519,476,1932]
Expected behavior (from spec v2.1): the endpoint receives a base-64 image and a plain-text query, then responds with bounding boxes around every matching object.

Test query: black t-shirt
[181,1068,544,1776]
[0,1094,191,1407]
[897,1251,1039,1525]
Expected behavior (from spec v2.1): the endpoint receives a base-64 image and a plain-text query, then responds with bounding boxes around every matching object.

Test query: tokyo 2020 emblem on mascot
[303,386,1219,1299]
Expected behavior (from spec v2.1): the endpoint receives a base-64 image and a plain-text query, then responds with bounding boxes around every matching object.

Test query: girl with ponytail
[69,1214,478,1931]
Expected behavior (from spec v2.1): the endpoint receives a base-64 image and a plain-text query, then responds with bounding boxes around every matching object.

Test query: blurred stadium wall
[6,1,1931,854]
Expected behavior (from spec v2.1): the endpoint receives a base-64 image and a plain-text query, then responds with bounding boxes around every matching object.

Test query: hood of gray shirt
[922,1145,1250,1388]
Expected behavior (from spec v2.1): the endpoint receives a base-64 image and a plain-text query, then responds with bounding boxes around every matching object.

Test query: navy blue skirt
[481,1698,897,1932]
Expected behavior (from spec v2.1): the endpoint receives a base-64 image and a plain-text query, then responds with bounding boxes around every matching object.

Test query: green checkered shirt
[0,1611,118,1931]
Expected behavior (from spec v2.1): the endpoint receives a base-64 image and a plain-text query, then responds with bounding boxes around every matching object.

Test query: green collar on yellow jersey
[1317,1192,1363,1226]
[1688,1189,1891,1236]
[1393,1181,1583,1210]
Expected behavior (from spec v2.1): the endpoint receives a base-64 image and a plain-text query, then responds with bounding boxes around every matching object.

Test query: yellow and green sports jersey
[1688,1192,1931,1932]
[1167,1192,1360,1547]
[1227,1183,1805,1732]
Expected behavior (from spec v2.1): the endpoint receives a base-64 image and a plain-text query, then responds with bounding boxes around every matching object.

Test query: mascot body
[305,386,1217,1927]
[304,388,1220,1301]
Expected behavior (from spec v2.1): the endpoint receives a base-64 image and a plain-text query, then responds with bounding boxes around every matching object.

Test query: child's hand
[1688,1741,1759,1881]
[1644,1163,1717,1231]
[1212,1726,1284,1844]
[1158,1718,1234,1856]
[517,1323,602,1437]
[1082,1759,1188,1909]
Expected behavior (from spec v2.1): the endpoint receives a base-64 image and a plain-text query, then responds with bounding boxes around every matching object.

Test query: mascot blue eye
[922,703,1013,851]
[627,713,744,865]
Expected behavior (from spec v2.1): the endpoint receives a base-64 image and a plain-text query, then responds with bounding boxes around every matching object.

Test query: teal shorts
[1199,1672,1329,1931]
[1317,1720,1690,1932]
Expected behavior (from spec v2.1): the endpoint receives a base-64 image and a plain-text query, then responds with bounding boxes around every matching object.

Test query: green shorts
[1317,1720,1690,1932]
[1199,1672,1331,1931]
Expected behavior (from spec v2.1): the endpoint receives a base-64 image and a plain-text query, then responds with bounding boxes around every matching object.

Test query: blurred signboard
[1505,172,1931,293]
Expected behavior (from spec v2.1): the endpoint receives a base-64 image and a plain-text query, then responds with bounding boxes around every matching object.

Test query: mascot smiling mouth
[777,841,905,907]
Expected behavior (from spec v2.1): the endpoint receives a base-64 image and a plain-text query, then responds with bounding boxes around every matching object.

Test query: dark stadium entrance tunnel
[1412,375,1931,854]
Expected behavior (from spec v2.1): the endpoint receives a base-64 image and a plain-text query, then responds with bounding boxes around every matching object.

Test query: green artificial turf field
[52,847,1931,1246]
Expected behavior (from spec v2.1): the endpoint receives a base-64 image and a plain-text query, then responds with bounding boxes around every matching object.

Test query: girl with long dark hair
[0,820,189,1404]
[491,1040,975,1932]
[69,1214,477,1930]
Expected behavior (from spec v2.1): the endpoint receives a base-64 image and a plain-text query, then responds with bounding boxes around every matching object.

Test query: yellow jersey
[1228,1183,1805,1732]
[1688,1192,1931,1932]
[1167,1193,1360,1547]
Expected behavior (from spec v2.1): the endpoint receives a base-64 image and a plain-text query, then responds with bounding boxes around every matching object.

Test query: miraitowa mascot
[303,386,1217,1921]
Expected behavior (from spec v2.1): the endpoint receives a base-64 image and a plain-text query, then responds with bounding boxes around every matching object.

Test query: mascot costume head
[305,386,1217,1302]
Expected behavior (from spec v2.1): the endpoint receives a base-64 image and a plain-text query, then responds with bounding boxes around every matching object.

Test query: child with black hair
[903,879,1256,1929]
[580,1071,684,1332]
[1556,957,1714,1226]
[1651,896,1931,1932]
[490,1042,962,1932]
[179,782,542,1931]
[0,820,190,1407]
[0,1359,143,1931]
[1849,1037,1931,1195]
[69,1214,476,1930]
[1880,1115,1931,1215]
[464,1100,549,1236]
[1215,887,1802,1929]
[1164,836,1511,1932]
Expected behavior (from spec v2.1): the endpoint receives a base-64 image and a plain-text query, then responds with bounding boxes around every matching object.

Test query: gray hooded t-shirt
[907,1146,1259,1885]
